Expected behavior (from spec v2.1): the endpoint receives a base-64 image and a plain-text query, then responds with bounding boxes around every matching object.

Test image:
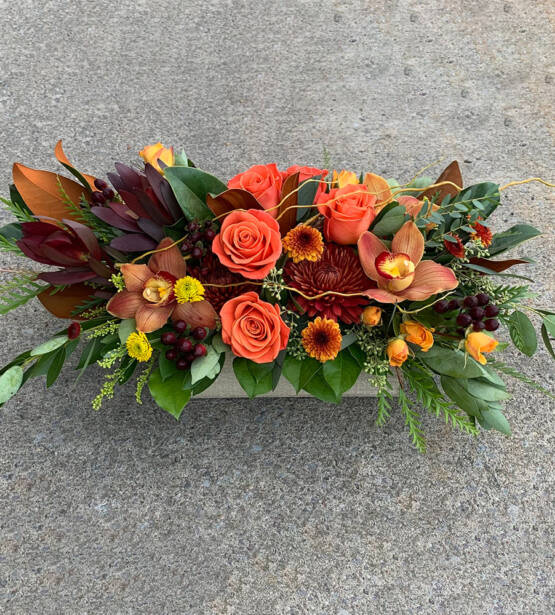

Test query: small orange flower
[444,234,465,258]
[387,338,409,366]
[282,225,324,263]
[465,332,498,365]
[361,306,382,327]
[471,221,493,247]
[301,317,342,362]
[400,320,434,352]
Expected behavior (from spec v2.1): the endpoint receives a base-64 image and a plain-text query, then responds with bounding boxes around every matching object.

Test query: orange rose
[227,163,283,212]
[211,209,282,280]
[400,320,434,352]
[362,306,382,327]
[317,183,377,245]
[139,142,174,173]
[387,338,409,366]
[220,291,290,363]
[465,332,498,365]
[285,165,328,201]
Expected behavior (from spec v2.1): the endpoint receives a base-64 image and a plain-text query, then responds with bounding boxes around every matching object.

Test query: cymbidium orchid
[357,220,458,303]
[106,237,217,333]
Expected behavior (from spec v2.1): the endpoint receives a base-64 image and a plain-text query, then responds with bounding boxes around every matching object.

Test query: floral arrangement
[0,142,553,451]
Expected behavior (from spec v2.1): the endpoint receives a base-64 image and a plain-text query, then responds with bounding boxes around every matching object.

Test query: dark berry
[476,293,490,306]
[91,191,106,203]
[194,343,207,358]
[181,241,193,254]
[463,295,478,308]
[447,299,460,311]
[177,338,193,353]
[484,318,499,331]
[192,327,207,341]
[469,306,485,321]
[456,328,466,337]
[192,246,203,259]
[456,313,473,327]
[188,221,199,232]
[433,300,449,314]
[165,349,178,361]
[205,229,216,241]
[161,331,177,346]
[67,322,81,340]
[190,231,201,243]
[94,178,108,190]
[485,304,500,317]
[184,353,195,362]
[102,187,115,200]
[174,320,187,333]
[473,320,486,331]
[176,358,190,370]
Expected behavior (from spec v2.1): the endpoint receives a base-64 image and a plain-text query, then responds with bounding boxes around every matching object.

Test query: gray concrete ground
[0,1,554,613]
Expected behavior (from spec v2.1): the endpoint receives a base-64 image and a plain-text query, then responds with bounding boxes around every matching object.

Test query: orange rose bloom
[465,332,498,365]
[387,338,409,367]
[285,165,328,201]
[227,163,283,212]
[317,183,377,245]
[211,209,282,280]
[400,320,434,352]
[220,291,290,363]
[362,306,382,327]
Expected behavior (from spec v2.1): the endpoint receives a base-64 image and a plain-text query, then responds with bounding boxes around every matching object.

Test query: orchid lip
[375,251,415,280]
[142,270,177,305]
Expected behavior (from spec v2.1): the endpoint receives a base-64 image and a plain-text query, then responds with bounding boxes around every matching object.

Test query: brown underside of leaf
[54,140,97,190]
[277,172,299,236]
[38,284,98,319]
[419,161,463,204]
[206,188,263,218]
[469,257,530,272]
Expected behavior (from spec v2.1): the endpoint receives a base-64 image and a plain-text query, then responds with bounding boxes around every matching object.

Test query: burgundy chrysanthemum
[283,243,373,324]
[189,253,257,314]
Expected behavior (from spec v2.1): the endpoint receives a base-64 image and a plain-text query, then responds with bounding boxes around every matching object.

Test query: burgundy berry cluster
[181,220,217,267]
[91,178,115,203]
[434,293,500,332]
[161,320,207,371]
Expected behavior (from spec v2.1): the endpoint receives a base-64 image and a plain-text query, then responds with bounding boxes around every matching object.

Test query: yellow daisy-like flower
[301,317,342,362]
[126,331,153,362]
[282,225,324,263]
[174,276,205,304]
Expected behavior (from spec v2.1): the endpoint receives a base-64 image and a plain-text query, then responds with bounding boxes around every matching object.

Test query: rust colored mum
[283,243,372,324]
[302,317,342,362]
[444,234,465,258]
[282,225,324,263]
[471,221,493,247]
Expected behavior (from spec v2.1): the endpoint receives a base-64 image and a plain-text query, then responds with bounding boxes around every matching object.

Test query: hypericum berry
[177,338,193,353]
[67,322,81,339]
[174,320,187,333]
[91,191,106,203]
[94,178,108,190]
[188,221,199,232]
[193,343,207,358]
[192,327,206,341]
[181,241,193,254]
[102,187,115,200]
[447,299,460,311]
[176,358,190,370]
[433,300,450,314]
[205,229,216,241]
[484,318,499,331]
[165,348,178,361]
[485,304,500,317]
[476,293,490,306]
[463,295,478,308]
[456,313,473,327]
[184,353,195,362]
[190,231,201,243]
[192,246,203,259]
[473,320,486,331]
[469,306,485,321]
[161,331,177,346]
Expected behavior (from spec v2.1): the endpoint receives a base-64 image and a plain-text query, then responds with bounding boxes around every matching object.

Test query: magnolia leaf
[0,365,23,404]
[488,224,541,256]
[30,336,68,356]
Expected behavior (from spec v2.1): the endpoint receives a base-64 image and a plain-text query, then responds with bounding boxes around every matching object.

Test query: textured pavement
[1,1,554,613]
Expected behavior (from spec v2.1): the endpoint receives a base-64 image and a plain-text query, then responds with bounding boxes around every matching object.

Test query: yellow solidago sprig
[126,331,153,362]
[174,276,205,304]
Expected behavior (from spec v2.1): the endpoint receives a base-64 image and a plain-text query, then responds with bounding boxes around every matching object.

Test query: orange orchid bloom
[106,238,217,333]
[357,220,458,303]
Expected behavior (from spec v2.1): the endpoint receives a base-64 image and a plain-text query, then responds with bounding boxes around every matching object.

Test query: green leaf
[488,224,541,256]
[173,150,192,167]
[452,182,500,219]
[211,333,229,354]
[46,347,66,388]
[232,358,278,398]
[508,310,537,356]
[541,324,555,360]
[282,355,321,393]
[302,370,341,403]
[479,408,511,435]
[30,336,68,357]
[322,350,361,397]
[164,166,225,221]
[542,314,555,337]
[370,205,409,236]
[118,319,136,344]
[148,368,191,419]
[0,365,23,404]
[191,347,221,385]
[461,263,534,282]
[420,347,483,378]
[297,174,323,221]
[159,352,179,381]
[440,376,489,417]
[465,378,511,401]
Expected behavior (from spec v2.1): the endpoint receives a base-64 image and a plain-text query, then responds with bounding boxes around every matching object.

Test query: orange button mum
[301,317,342,362]
[282,225,324,263]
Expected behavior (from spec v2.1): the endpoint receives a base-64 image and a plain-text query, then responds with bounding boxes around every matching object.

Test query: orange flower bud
[465,332,498,365]
[362,306,382,327]
[400,320,434,352]
[139,143,174,173]
[332,169,359,188]
[387,338,409,367]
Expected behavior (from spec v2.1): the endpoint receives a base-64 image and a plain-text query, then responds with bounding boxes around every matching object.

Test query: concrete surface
[0,1,554,613]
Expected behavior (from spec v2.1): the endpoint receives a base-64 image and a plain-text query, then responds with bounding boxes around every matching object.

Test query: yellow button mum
[174,276,205,304]
[126,331,153,362]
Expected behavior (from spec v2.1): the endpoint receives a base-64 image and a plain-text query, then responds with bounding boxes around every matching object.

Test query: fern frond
[0,274,47,314]
[398,387,426,453]
[376,380,393,427]
[488,360,555,400]
[0,197,34,222]
[0,234,23,254]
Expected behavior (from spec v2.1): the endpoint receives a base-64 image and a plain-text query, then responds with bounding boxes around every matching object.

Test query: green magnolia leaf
[322,350,361,397]
[371,205,409,236]
[46,347,67,388]
[420,347,483,378]
[191,347,221,385]
[30,336,68,357]
[508,310,537,356]
[479,408,511,435]
[233,358,277,398]
[282,355,321,393]
[148,368,191,419]
[0,365,23,404]
[0,222,23,241]
[440,375,489,417]
[164,167,214,221]
[488,224,541,256]
[118,319,136,344]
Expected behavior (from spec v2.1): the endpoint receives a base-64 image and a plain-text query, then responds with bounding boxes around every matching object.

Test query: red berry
[188,221,199,232]
[192,246,203,259]
[161,331,177,346]
[476,293,490,306]
[176,358,190,370]
[484,318,499,331]
[67,322,81,339]
[174,320,187,333]
[181,242,193,254]
[190,231,201,242]
[94,178,108,190]
[456,313,472,327]
[447,299,460,311]
[469,307,485,320]
[433,300,449,314]
[194,343,207,358]
[205,229,216,241]
[165,349,178,361]
[463,296,478,308]
[184,353,195,362]
[192,327,207,340]
[177,338,193,353]
[473,320,486,331]
[102,187,115,199]
[91,191,106,203]
[485,304,499,317]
